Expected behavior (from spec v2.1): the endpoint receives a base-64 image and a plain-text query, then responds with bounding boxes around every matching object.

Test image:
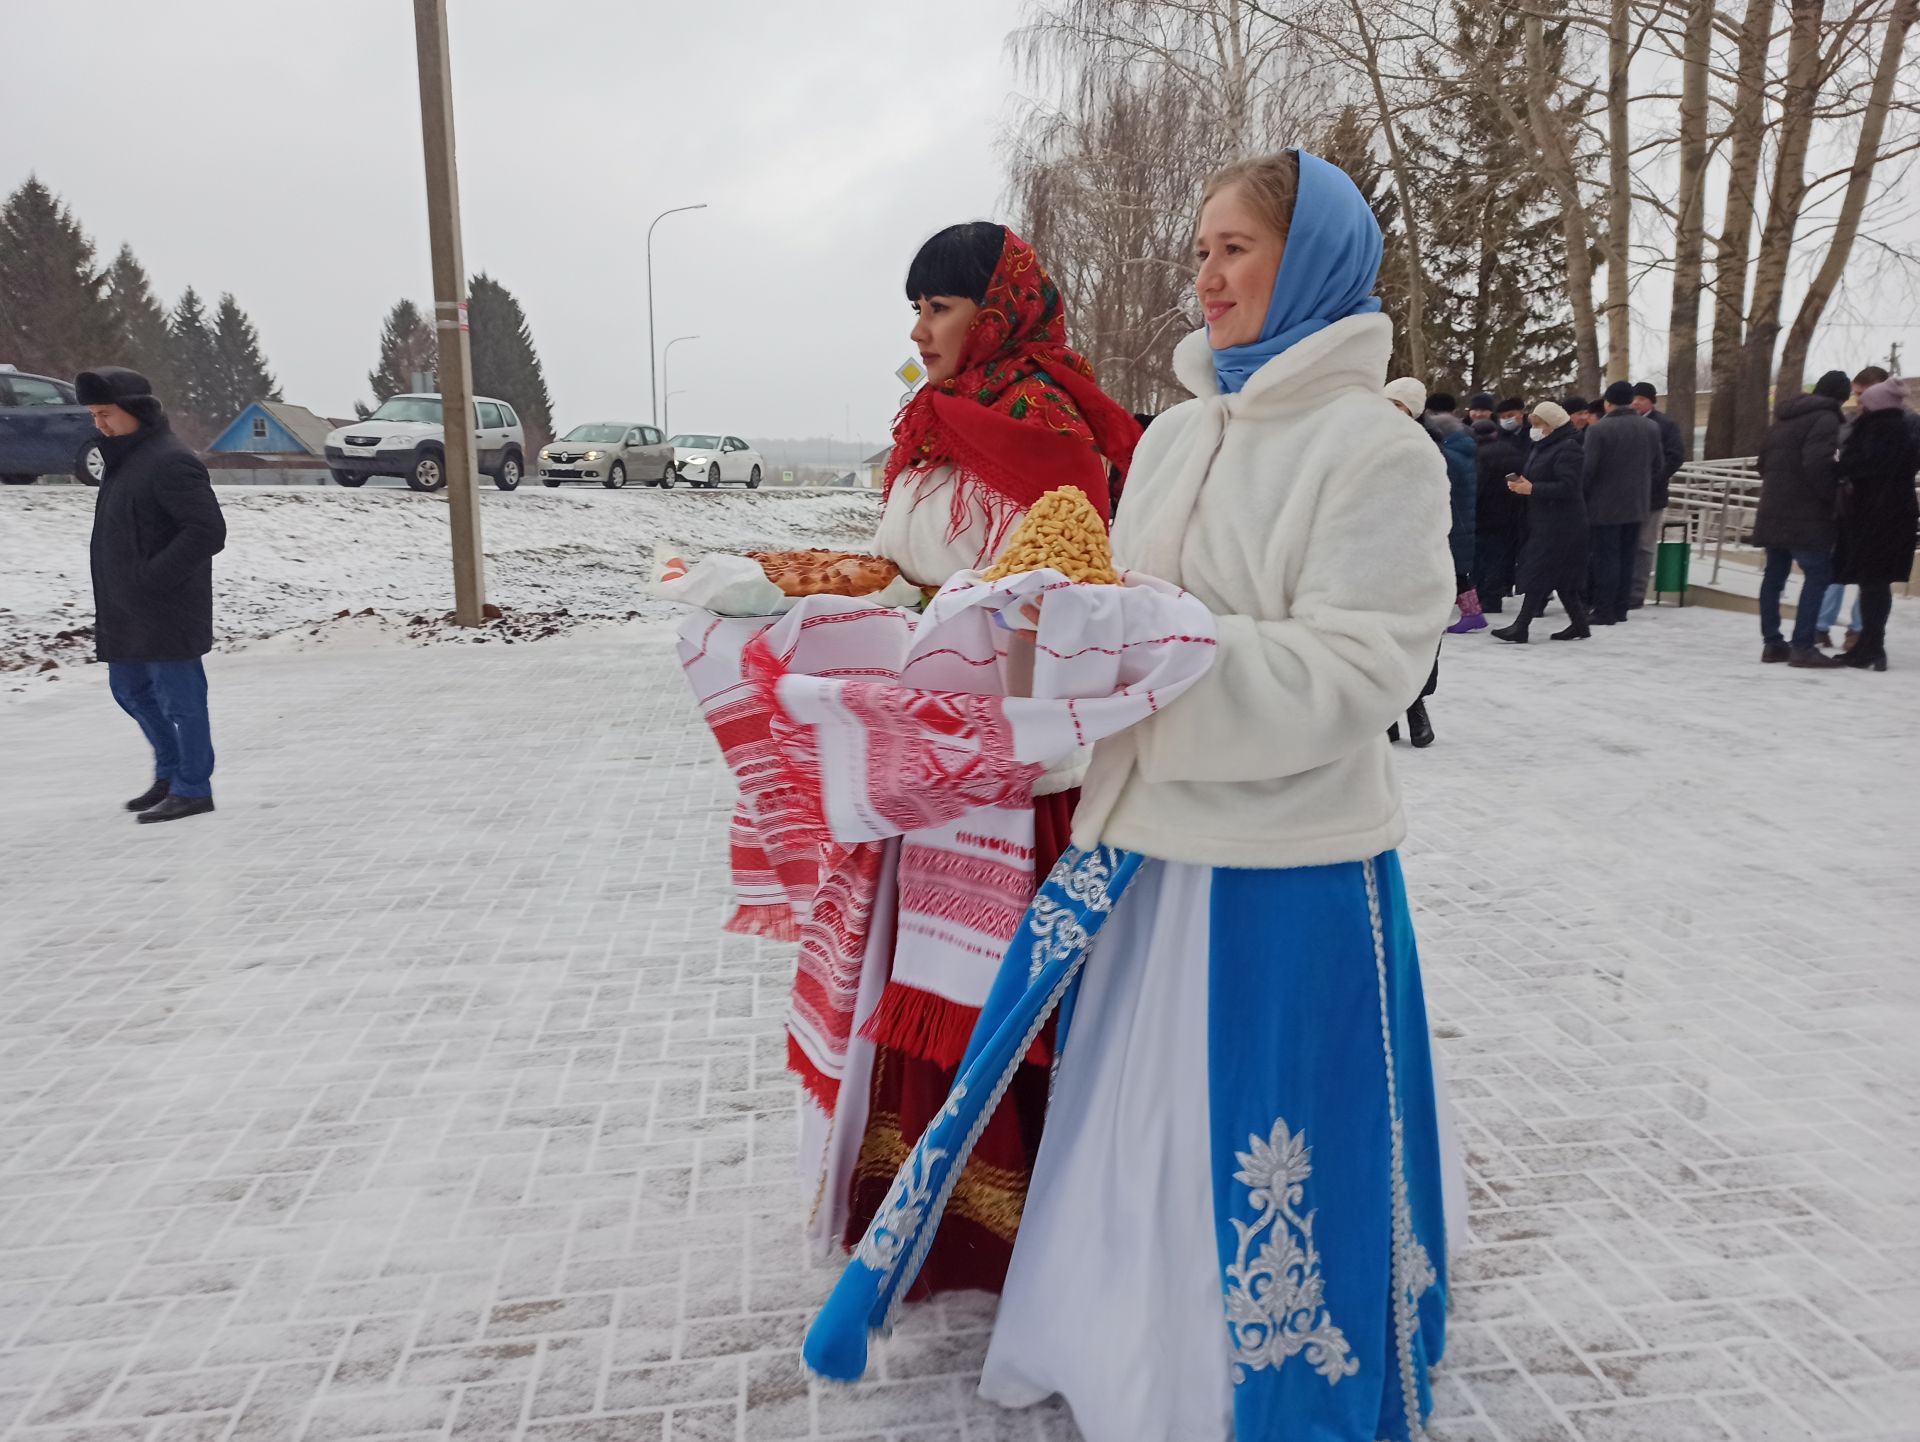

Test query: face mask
[1529,426,1547,442]
[1499,417,1521,432]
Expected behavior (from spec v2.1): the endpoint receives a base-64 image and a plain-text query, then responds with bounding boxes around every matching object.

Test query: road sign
[782,469,794,485]
[895,357,926,388]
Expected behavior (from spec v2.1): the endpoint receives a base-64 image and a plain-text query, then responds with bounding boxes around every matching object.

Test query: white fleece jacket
[1071,315,1453,868]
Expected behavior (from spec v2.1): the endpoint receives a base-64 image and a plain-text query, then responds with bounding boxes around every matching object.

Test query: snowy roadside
[0,487,880,697]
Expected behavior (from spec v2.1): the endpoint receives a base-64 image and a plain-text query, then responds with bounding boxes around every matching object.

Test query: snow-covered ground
[0,487,881,693]
[1,599,1916,1440]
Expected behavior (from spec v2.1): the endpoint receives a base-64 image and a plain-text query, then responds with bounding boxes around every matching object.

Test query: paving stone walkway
[2,602,1916,1442]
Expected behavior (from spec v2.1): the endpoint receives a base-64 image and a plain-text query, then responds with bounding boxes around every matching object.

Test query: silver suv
[323,394,527,491]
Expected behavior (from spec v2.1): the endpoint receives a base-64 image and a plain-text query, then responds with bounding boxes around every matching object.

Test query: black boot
[1406,700,1435,749]
[1788,646,1842,670]
[125,780,171,812]
[1387,721,1401,742]
[1552,596,1592,641]
[1838,645,1888,671]
[137,795,216,824]
[1493,592,1546,643]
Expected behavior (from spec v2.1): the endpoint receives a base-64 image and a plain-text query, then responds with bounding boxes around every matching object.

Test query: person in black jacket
[1496,395,1532,466]
[1831,377,1920,671]
[80,367,228,822]
[1492,402,1591,642]
[1753,369,1850,668]
[1472,417,1526,613]
[1628,381,1687,609]
[1581,382,1659,625]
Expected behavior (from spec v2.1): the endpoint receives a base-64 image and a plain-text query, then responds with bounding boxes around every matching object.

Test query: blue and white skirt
[979,854,1451,1442]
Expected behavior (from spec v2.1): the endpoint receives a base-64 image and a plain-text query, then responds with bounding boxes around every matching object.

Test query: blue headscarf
[1211,151,1385,395]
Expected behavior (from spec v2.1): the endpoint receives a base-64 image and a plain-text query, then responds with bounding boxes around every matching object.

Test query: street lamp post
[664,390,688,434]
[662,335,698,436]
[647,203,706,427]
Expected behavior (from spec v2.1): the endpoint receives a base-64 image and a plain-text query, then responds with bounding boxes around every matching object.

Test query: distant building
[207,401,340,457]
[862,446,892,489]
[203,401,346,486]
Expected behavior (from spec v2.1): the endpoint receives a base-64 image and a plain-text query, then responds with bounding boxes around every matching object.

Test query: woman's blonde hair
[1200,150,1301,245]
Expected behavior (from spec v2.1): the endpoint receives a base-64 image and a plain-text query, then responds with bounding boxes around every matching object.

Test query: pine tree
[168,287,224,447]
[0,176,114,380]
[1409,8,1579,402]
[102,245,181,403]
[467,273,554,448]
[1318,107,1419,383]
[365,299,437,409]
[209,292,280,427]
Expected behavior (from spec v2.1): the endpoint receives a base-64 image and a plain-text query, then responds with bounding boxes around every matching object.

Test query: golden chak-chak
[981,487,1119,585]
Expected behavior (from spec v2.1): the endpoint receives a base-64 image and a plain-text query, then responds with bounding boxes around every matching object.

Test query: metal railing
[1666,455,1920,591]
[1667,457,1760,583]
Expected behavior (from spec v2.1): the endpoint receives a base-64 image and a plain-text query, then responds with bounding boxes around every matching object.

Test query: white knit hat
[1530,401,1569,432]
[1383,377,1427,415]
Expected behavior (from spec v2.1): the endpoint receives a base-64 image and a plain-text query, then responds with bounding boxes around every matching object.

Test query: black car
[0,366,102,485]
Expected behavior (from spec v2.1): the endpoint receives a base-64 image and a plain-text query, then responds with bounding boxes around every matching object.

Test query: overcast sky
[4,0,1030,442]
[9,2,1920,438]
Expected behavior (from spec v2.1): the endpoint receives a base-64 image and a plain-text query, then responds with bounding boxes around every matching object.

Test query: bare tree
[1729,0,1838,451]
[1774,0,1920,397]
[1663,0,1715,454]
[1336,0,1431,378]
[1605,0,1634,380]
[1704,0,1773,457]
[1005,0,1333,409]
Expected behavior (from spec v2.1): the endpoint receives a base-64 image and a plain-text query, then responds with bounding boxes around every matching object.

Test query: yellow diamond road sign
[895,357,926,388]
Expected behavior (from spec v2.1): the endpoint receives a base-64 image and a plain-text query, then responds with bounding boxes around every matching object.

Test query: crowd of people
[1380,361,1917,725]
[1752,365,1919,672]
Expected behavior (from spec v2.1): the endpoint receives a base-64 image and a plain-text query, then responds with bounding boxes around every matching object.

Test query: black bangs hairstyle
[905,221,1006,304]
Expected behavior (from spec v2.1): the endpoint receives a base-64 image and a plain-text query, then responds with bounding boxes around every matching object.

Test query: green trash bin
[1654,520,1690,604]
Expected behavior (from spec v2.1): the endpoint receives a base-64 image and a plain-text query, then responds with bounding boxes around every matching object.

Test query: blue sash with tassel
[803,844,1145,1382]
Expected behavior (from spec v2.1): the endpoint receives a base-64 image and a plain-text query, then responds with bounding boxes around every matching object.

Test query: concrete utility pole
[413,0,485,626]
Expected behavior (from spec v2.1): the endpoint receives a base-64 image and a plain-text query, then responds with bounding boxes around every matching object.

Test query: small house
[204,401,346,485]
[207,401,338,457]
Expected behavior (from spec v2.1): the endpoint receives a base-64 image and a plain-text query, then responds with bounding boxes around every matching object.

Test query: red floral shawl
[885,228,1138,551]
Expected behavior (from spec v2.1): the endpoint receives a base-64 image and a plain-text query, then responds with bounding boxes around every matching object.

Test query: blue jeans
[1817,582,1863,634]
[1759,548,1833,651]
[108,659,215,798]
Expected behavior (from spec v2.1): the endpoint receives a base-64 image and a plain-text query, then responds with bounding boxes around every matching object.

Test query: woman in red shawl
[827,222,1137,1295]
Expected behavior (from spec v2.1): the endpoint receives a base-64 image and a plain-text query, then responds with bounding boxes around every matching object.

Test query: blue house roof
[207,401,335,456]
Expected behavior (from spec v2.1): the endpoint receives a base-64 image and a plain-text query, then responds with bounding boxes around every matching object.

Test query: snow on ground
[0,601,1915,1440]
[0,487,881,694]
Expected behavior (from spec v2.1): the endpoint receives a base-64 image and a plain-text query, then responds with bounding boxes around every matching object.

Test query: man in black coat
[80,367,228,821]
[1627,382,1687,610]
[1580,382,1660,625]
[1753,369,1849,669]
[1471,418,1526,613]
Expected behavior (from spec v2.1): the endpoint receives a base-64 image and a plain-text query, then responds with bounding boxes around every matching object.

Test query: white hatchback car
[669,433,764,489]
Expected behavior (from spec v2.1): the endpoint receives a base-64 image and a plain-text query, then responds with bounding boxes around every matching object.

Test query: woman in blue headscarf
[976,151,1459,1441]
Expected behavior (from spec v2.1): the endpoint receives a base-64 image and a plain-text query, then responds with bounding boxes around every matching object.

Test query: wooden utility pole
[412,0,485,626]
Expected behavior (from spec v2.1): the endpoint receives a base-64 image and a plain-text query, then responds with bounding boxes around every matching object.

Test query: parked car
[323,394,527,492]
[0,365,101,485]
[538,422,674,489]
[668,433,764,489]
